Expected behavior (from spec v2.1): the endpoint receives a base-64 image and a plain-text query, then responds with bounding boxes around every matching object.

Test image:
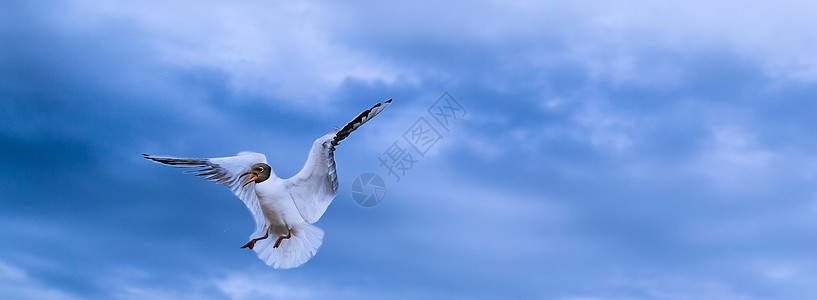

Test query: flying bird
[144,99,392,269]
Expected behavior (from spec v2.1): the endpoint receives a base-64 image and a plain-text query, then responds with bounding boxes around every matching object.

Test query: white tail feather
[252,223,324,269]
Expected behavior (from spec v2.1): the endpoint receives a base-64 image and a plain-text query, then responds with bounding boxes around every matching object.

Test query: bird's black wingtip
[142,154,163,163]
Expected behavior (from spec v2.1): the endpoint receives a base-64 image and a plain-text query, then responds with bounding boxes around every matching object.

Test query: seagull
[144,99,392,269]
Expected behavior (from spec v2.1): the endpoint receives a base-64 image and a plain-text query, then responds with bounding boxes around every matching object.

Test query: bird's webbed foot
[273,229,292,248]
[240,228,270,250]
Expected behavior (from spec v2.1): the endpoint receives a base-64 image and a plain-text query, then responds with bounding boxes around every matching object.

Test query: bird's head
[241,163,272,187]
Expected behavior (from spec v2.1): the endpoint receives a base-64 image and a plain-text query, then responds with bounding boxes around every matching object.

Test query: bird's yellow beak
[242,172,259,187]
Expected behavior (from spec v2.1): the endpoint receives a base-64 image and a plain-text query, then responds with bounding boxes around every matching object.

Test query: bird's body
[144,100,391,269]
[256,177,299,232]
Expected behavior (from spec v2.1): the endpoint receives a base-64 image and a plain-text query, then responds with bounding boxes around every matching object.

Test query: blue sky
[2,0,817,299]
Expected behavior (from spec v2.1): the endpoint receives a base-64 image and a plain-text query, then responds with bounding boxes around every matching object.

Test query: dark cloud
[3,1,817,299]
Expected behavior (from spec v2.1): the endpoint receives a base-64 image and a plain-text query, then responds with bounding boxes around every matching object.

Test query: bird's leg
[273,229,292,249]
[240,228,269,250]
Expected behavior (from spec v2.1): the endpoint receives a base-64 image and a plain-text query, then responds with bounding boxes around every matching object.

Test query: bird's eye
[259,167,264,172]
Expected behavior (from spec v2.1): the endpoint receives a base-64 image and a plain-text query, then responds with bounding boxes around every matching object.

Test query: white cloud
[616,274,761,300]
[67,0,406,108]
[213,272,319,300]
[573,102,635,154]
[376,166,572,272]
[108,268,376,300]
[0,260,82,300]
[692,126,776,188]
[480,1,817,83]
[753,259,817,292]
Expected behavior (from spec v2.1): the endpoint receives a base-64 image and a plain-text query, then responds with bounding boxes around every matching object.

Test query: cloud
[3,0,817,299]
[66,0,405,108]
[0,260,83,300]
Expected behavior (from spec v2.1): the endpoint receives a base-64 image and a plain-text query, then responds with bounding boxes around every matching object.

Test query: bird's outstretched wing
[287,99,392,223]
[143,152,268,235]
